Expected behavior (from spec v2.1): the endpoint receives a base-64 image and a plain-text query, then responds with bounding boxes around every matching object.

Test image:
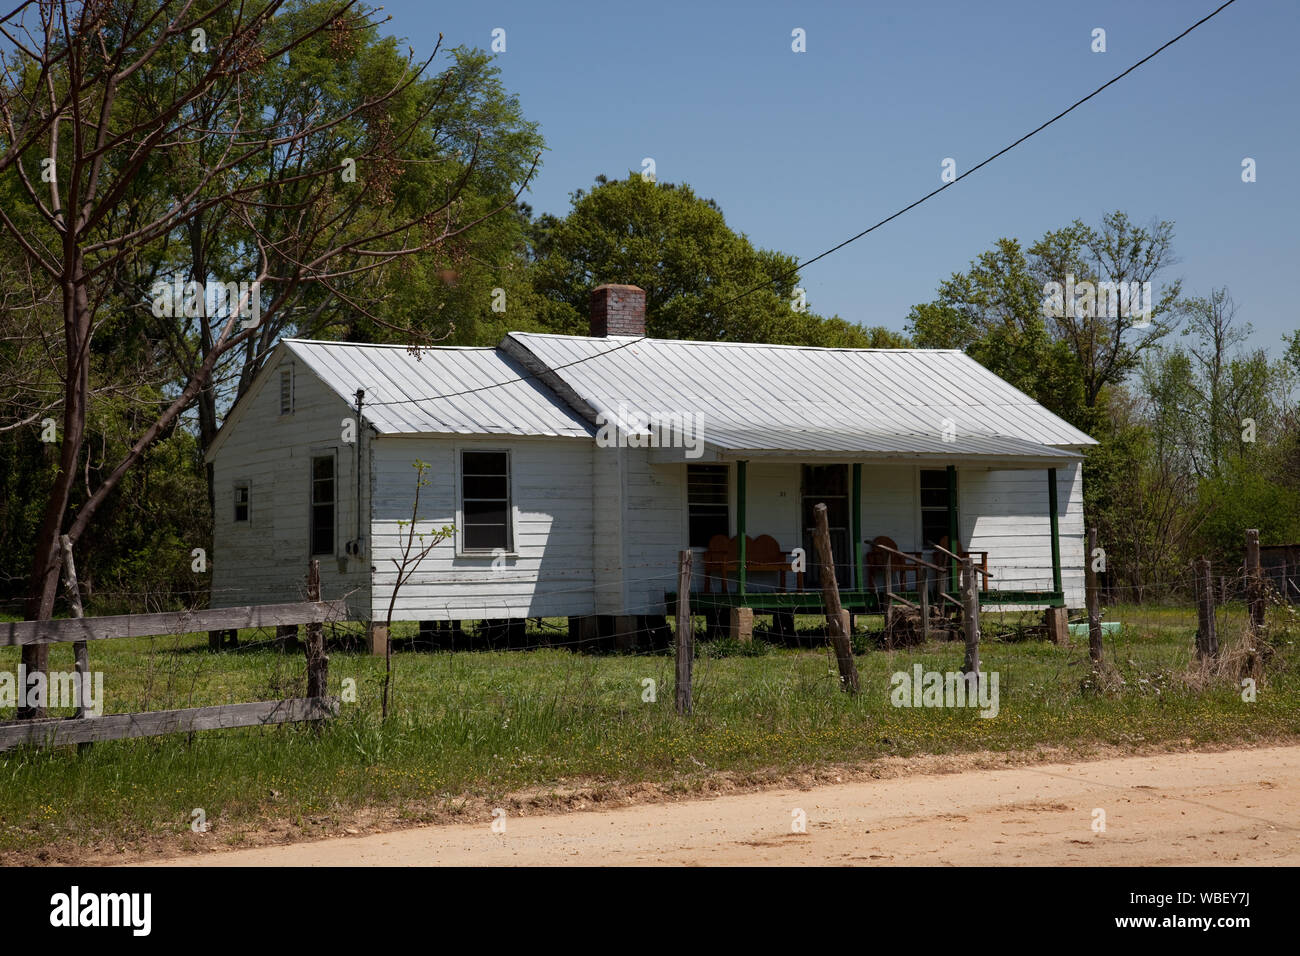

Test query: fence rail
[0,697,339,751]
[1,600,349,646]
[4,560,341,752]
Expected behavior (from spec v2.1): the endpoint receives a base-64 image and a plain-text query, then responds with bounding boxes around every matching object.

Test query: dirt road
[162,745,1300,866]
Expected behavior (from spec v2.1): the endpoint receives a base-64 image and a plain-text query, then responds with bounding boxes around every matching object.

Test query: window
[279,367,294,415]
[233,482,250,523]
[310,454,335,555]
[687,465,730,547]
[461,451,511,551]
[920,469,953,548]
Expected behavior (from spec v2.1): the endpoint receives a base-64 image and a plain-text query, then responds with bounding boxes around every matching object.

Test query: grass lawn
[1,602,1297,861]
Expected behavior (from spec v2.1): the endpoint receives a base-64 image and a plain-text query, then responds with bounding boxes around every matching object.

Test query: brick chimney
[589,284,646,337]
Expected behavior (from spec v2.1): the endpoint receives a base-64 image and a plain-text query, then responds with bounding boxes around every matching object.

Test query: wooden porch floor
[665,589,1065,613]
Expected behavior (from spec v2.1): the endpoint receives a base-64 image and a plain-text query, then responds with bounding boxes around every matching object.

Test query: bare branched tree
[381,459,452,720]
[0,0,534,715]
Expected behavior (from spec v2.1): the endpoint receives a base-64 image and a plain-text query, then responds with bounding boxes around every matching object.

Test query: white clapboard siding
[858,465,918,552]
[621,453,684,614]
[210,355,370,616]
[369,435,595,620]
[617,459,1084,614]
[961,463,1085,607]
[591,446,625,615]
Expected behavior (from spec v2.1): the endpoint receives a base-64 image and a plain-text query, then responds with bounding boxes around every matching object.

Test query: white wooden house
[206,284,1095,646]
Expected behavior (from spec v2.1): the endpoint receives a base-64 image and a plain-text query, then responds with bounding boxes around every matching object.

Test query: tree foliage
[529,174,907,347]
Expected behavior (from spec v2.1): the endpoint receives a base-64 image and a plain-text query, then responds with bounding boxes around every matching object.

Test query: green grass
[1,602,1297,859]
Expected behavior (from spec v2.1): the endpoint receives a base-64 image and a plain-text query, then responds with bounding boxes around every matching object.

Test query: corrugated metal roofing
[505,333,1097,451]
[699,425,1081,462]
[284,339,593,438]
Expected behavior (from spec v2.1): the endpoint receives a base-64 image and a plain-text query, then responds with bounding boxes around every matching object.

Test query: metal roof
[698,425,1081,463]
[283,339,593,438]
[504,333,1096,456]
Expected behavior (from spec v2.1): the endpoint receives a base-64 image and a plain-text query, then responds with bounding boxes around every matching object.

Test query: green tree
[0,0,534,716]
[906,212,1182,434]
[528,174,904,346]
[905,237,1084,426]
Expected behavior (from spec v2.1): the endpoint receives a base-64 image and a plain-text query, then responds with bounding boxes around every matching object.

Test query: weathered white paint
[370,435,595,621]
[620,451,681,614]
[961,463,1086,608]
[621,458,1085,614]
[212,351,1087,622]
[591,446,625,615]
[210,354,370,616]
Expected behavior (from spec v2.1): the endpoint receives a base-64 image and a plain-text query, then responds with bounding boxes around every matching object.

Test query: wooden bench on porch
[702,534,803,593]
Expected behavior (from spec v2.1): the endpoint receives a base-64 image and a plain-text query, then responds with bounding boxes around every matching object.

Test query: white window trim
[916,465,957,552]
[456,447,517,557]
[309,448,338,558]
[233,480,251,526]
[684,461,730,550]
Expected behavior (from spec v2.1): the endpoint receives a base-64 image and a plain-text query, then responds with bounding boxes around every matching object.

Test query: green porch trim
[946,464,958,592]
[667,589,1065,614]
[737,459,748,596]
[1048,467,1062,596]
[852,462,863,590]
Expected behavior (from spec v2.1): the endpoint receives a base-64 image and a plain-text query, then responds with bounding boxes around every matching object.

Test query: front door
[801,464,850,588]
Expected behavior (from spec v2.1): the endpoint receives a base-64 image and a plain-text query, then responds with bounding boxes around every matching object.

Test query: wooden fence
[0,561,343,752]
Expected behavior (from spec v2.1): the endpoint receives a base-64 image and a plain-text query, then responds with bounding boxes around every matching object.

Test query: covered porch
[661,429,1079,618]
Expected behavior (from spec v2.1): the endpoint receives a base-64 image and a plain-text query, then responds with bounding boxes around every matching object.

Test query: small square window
[233,483,250,523]
[280,368,294,415]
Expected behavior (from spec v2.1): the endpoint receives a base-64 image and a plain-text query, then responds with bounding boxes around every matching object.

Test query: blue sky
[378,0,1297,356]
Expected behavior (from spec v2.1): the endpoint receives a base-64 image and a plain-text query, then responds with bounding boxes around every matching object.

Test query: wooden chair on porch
[702,534,803,593]
[935,535,990,593]
[865,536,900,592]
[865,536,927,592]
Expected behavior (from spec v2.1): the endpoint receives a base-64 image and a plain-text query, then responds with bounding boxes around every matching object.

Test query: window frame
[309,451,337,558]
[686,463,731,549]
[917,467,954,550]
[457,448,514,556]
[233,481,250,524]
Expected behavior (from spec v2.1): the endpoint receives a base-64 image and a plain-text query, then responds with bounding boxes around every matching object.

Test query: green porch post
[1048,467,1062,597]
[947,464,958,593]
[852,462,863,592]
[737,459,748,595]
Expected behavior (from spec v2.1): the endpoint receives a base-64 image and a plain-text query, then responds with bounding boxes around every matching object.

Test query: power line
[719,0,1241,308]
[360,332,652,407]
[360,0,1240,410]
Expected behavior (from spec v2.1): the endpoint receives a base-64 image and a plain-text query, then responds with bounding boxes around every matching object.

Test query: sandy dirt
[154,745,1300,866]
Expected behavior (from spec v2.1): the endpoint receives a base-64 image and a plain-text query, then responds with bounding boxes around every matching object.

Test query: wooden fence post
[961,556,980,680]
[674,550,693,715]
[813,503,859,694]
[1245,529,1266,632]
[1195,556,1218,660]
[1086,526,1103,665]
[304,560,328,699]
